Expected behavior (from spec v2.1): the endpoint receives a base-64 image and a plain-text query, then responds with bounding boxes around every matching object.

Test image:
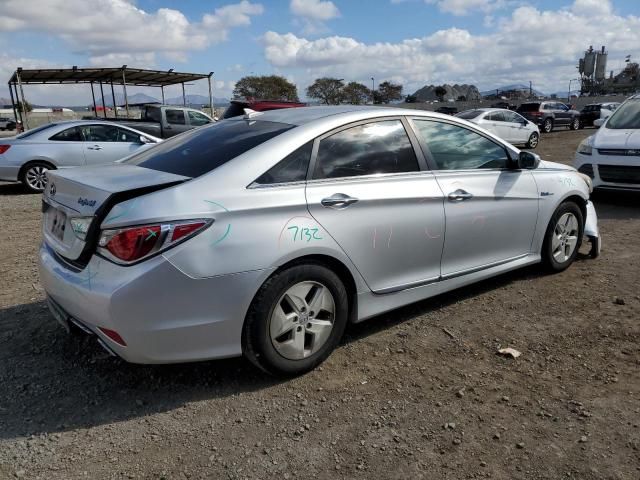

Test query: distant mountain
[0,97,12,107]
[165,94,229,107]
[412,84,481,102]
[480,84,546,97]
[97,92,159,106]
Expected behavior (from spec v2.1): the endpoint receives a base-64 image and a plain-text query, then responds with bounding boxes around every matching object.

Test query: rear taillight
[98,219,211,264]
[530,111,543,117]
[0,145,11,154]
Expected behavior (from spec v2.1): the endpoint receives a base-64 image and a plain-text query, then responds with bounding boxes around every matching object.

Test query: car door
[409,118,539,277]
[46,126,87,166]
[480,111,507,140]
[163,109,189,137]
[80,124,145,165]
[504,111,530,144]
[554,103,571,125]
[305,118,446,293]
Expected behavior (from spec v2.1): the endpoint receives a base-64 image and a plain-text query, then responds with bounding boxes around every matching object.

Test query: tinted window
[222,103,247,119]
[606,99,640,129]
[80,124,121,142]
[116,127,142,143]
[313,120,419,180]
[49,127,83,141]
[517,103,540,112]
[455,110,482,119]
[143,107,162,123]
[486,111,505,122]
[124,120,294,178]
[188,111,211,126]
[166,109,185,125]
[413,120,509,170]
[254,142,312,185]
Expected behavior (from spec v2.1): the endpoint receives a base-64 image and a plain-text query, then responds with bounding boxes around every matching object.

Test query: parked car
[39,106,599,376]
[455,108,540,148]
[101,104,214,139]
[0,121,160,192]
[517,101,581,133]
[0,117,17,131]
[490,102,516,110]
[579,102,620,127]
[434,106,458,115]
[574,94,640,191]
[222,99,306,119]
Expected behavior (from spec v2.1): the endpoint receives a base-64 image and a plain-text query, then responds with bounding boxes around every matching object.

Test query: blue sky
[1,0,639,105]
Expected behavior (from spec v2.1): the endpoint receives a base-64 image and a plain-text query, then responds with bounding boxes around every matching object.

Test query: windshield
[16,123,58,139]
[606,99,640,129]
[455,110,482,119]
[124,119,294,177]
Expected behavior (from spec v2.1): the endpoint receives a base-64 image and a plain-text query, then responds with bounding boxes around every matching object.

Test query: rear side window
[50,127,83,141]
[166,109,185,125]
[254,142,312,185]
[16,123,58,139]
[456,110,482,119]
[517,103,540,112]
[313,120,419,180]
[143,107,162,123]
[124,120,295,178]
[486,111,505,122]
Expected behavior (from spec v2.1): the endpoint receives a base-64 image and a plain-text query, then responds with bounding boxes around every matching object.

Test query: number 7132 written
[287,225,323,242]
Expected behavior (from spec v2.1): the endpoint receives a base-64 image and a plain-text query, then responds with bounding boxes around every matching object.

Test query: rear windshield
[222,103,247,119]
[605,99,640,130]
[124,119,294,177]
[16,123,58,139]
[455,110,482,119]
[517,103,540,112]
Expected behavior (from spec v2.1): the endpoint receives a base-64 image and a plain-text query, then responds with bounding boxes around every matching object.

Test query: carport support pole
[99,82,107,119]
[90,82,97,118]
[8,82,19,124]
[16,69,29,130]
[161,85,165,104]
[12,83,23,125]
[110,81,118,119]
[208,72,213,118]
[181,82,186,106]
[121,69,130,118]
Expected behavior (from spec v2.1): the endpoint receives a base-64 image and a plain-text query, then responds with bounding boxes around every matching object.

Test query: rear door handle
[87,145,102,150]
[321,193,359,209]
[447,189,473,202]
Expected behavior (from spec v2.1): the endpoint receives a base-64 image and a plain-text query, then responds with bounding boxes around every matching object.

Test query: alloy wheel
[528,133,539,148]
[551,212,579,263]
[269,281,335,360]
[25,165,49,192]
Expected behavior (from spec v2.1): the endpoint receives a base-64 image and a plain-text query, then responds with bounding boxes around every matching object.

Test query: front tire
[542,118,553,133]
[242,263,349,376]
[542,202,584,272]
[525,132,539,149]
[21,162,53,193]
[570,117,580,130]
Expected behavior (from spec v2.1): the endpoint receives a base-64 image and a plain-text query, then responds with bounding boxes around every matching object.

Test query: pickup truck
[96,105,214,139]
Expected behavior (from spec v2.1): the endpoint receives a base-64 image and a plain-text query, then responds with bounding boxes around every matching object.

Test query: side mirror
[593,118,604,128]
[517,151,540,169]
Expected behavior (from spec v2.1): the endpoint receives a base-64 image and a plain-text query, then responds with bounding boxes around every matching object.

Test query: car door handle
[447,189,473,202]
[87,145,102,150]
[321,193,359,209]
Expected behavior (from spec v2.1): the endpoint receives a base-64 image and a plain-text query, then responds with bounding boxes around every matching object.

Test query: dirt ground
[0,128,638,480]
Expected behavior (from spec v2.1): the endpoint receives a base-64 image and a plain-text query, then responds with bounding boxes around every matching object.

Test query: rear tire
[525,132,539,149]
[570,117,580,130]
[542,118,553,133]
[242,263,349,376]
[20,161,54,193]
[542,202,584,272]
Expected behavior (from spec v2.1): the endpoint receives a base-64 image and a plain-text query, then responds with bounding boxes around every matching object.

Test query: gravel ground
[0,128,639,479]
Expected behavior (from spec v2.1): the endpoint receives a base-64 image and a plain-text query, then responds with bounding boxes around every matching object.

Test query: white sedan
[574,94,640,191]
[456,108,540,148]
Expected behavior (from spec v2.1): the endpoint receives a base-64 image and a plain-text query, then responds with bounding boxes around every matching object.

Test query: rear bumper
[38,242,270,364]
[0,165,19,182]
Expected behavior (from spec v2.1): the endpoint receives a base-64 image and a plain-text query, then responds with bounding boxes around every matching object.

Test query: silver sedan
[38,106,600,376]
[0,120,160,192]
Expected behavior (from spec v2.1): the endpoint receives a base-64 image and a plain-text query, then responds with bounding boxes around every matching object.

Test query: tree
[16,100,33,113]
[306,77,345,105]
[341,82,371,105]
[434,85,447,102]
[232,75,299,101]
[376,81,403,104]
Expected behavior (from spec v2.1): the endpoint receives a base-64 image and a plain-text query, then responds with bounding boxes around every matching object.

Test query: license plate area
[50,208,67,242]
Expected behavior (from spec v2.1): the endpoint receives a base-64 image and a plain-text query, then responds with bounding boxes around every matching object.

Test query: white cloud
[0,0,263,65]
[263,0,640,96]
[290,0,340,36]
[425,0,507,16]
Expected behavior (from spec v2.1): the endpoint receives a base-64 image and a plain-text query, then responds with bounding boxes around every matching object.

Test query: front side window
[606,99,640,129]
[412,120,509,170]
[80,124,120,142]
[188,111,211,126]
[124,120,294,178]
[166,109,186,125]
[254,142,312,185]
[313,120,419,180]
[116,127,142,143]
[49,126,83,141]
[503,111,522,123]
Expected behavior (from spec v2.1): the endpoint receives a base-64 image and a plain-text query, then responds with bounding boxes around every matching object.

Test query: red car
[222,99,306,119]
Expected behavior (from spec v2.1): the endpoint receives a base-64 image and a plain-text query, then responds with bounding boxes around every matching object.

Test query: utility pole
[371,77,375,104]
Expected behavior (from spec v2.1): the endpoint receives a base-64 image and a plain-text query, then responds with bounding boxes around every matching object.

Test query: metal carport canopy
[7,66,215,128]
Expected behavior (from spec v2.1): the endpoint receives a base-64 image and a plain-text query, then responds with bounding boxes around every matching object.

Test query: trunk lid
[43,164,189,265]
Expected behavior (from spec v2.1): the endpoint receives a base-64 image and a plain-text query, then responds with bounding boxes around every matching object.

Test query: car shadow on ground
[0,255,594,441]
[0,182,33,196]
[591,189,640,220]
